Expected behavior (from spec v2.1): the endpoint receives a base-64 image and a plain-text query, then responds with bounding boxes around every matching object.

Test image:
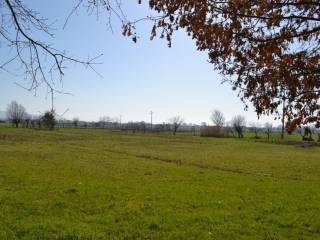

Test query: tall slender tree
[6,101,26,128]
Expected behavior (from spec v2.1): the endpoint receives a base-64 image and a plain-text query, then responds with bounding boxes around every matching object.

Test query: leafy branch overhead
[126,0,320,128]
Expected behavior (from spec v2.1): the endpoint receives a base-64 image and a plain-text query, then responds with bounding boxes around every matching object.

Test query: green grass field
[0,127,320,239]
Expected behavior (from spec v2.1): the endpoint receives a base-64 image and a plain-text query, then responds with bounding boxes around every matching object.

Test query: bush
[41,111,56,130]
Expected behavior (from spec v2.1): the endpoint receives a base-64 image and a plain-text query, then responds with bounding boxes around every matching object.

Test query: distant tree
[169,116,184,135]
[265,123,273,141]
[113,117,121,130]
[41,111,56,130]
[30,119,36,129]
[231,115,246,138]
[99,116,111,128]
[73,117,80,128]
[249,122,261,139]
[6,101,26,128]
[94,122,100,129]
[225,121,235,138]
[302,127,314,142]
[211,109,225,129]
[140,121,147,133]
[23,114,31,128]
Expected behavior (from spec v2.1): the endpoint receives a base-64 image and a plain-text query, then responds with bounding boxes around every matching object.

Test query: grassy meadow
[0,126,320,239]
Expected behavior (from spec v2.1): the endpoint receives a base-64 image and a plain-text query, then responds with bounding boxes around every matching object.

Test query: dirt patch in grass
[295,142,320,148]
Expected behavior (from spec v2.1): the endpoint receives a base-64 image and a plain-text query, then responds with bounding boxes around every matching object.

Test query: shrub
[41,111,56,130]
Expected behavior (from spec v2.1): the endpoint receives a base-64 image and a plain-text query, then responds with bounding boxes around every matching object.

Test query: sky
[0,0,280,125]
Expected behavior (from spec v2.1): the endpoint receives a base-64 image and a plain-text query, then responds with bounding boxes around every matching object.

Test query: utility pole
[150,111,153,131]
[50,88,54,113]
[280,86,287,140]
[119,115,122,129]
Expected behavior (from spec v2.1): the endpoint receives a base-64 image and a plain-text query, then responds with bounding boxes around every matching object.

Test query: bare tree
[99,116,111,128]
[249,122,261,139]
[231,115,246,138]
[23,114,31,128]
[169,116,184,135]
[211,109,225,129]
[0,0,127,93]
[6,101,26,127]
[265,123,273,141]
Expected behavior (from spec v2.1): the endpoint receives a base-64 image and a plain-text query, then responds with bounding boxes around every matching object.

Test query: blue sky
[0,0,279,125]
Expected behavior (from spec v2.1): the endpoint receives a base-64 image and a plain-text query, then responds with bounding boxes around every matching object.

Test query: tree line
[3,101,187,134]
[3,100,319,142]
[5,101,56,130]
[207,109,319,142]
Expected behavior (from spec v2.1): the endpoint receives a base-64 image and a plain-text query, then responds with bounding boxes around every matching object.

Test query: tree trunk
[281,98,286,140]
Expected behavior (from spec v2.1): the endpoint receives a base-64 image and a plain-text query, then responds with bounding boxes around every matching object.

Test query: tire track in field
[102,148,282,179]
[102,148,313,181]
